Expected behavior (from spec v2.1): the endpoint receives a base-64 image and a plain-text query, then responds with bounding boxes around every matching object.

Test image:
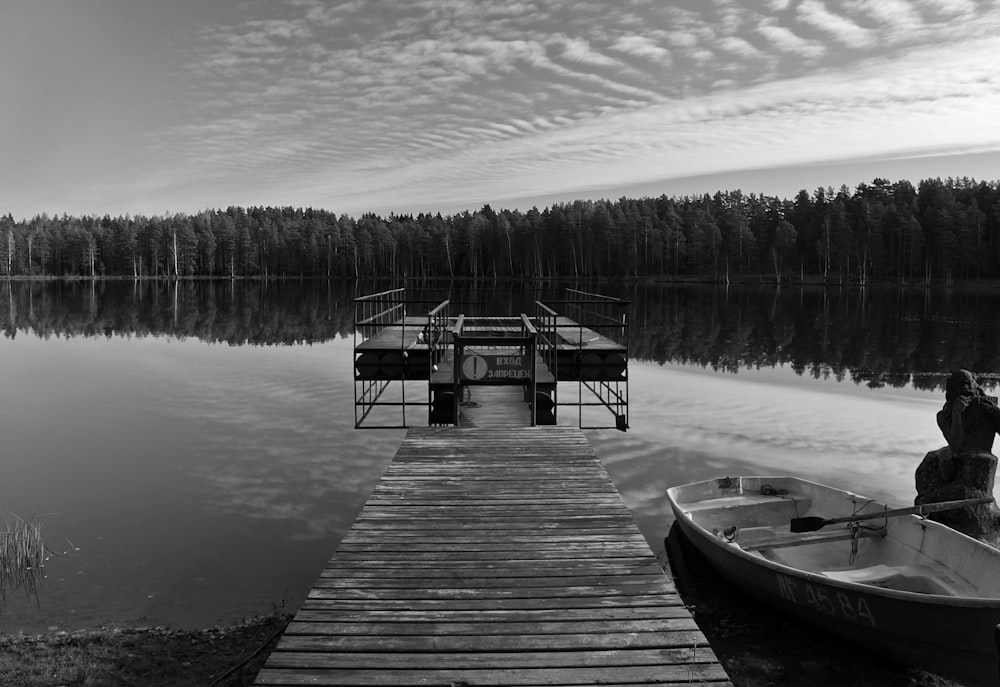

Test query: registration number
[776,574,877,627]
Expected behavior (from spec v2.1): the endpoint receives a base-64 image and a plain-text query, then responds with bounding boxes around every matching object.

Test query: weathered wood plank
[290,606,694,623]
[284,618,699,635]
[261,647,720,669]
[327,547,663,560]
[320,564,667,578]
[306,582,674,600]
[256,664,731,686]
[311,573,670,589]
[331,542,656,554]
[277,630,708,651]
[298,595,684,612]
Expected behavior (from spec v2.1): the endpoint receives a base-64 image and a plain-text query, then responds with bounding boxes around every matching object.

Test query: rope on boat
[759,483,802,517]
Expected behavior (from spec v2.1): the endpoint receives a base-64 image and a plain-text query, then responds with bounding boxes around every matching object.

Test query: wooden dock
[254,427,731,686]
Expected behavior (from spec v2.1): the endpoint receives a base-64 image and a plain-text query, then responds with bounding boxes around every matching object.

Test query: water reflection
[0,279,995,633]
[625,283,1000,391]
[0,334,402,632]
[3,280,999,390]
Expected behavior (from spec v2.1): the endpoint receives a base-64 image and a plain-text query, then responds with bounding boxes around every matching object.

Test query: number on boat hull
[776,573,877,627]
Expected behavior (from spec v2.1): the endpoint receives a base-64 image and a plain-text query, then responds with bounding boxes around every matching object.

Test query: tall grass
[0,512,50,605]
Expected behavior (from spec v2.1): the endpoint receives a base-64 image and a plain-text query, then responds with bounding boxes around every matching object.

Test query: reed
[0,512,50,604]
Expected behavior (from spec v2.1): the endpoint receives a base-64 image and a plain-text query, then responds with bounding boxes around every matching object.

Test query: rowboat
[666,476,1000,687]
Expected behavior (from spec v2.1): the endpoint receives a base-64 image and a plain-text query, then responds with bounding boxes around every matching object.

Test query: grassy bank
[0,614,291,687]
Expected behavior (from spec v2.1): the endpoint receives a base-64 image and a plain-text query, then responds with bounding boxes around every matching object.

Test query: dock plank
[254,427,730,686]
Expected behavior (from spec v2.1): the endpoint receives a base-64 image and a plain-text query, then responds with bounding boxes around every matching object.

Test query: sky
[2,0,1000,220]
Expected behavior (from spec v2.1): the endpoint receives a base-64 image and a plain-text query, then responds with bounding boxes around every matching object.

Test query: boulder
[915,446,1000,541]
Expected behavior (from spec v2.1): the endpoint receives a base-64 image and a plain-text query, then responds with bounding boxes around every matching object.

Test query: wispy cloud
[757,21,828,59]
[796,0,875,48]
[6,0,1000,218]
[916,0,979,18]
[557,35,626,69]
[609,34,672,63]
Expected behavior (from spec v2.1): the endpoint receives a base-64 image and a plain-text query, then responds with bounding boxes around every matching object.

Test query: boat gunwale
[666,476,1000,608]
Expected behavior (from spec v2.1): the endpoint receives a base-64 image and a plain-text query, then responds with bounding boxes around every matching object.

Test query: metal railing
[354,290,450,429]
[537,288,630,431]
[425,299,451,373]
[354,288,405,342]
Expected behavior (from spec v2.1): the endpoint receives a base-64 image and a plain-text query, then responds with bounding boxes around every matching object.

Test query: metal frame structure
[354,288,629,431]
[538,289,629,431]
[353,289,450,429]
[449,313,540,426]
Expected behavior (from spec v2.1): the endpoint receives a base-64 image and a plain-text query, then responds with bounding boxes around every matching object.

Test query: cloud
[764,0,793,11]
[9,0,1000,219]
[557,36,624,68]
[717,36,766,60]
[796,0,876,48]
[609,34,672,63]
[757,21,827,59]
[304,29,1000,214]
[844,0,925,36]
[915,0,978,18]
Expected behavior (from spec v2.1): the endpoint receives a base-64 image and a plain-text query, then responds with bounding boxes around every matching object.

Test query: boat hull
[668,477,1000,687]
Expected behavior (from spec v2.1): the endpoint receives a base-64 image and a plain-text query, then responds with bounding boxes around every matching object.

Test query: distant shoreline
[4,274,1000,289]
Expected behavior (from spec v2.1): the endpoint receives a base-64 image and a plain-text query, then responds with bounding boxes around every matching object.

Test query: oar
[789,496,994,533]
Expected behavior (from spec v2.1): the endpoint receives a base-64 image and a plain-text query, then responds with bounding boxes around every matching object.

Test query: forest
[2,176,999,283]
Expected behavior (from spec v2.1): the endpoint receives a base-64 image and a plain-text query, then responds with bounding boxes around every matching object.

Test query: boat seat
[683,494,810,512]
[740,527,882,551]
[821,564,976,597]
[685,494,812,530]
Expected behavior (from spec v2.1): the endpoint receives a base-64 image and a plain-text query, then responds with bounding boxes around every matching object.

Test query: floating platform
[355,316,626,383]
[353,289,630,430]
[253,427,731,686]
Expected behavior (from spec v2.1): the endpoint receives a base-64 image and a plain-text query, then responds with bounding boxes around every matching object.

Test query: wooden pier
[254,427,731,686]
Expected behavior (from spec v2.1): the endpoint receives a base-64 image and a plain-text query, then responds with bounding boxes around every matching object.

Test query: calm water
[0,280,993,633]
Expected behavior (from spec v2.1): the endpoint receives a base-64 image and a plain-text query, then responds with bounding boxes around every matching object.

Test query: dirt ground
[664,525,961,687]
[0,614,290,687]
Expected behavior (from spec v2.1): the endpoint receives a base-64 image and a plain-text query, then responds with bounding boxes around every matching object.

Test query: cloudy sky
[3,0,1000,220]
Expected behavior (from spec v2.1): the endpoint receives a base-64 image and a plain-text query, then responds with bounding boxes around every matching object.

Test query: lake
[0,279,995,633]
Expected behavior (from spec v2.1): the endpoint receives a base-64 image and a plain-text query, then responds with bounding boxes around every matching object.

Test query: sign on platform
[460,352,532,383]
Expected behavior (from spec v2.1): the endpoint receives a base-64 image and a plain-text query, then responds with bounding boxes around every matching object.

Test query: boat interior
[670,476,1000,598]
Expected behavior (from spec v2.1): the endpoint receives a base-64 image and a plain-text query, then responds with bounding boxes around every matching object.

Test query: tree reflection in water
[1,279,998,391]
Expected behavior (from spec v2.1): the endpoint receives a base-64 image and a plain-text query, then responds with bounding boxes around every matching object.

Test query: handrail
[520,313,537,335]
[355,303,405,326]
[354,287,405,301]
[427,299,450,317]
[566,288,625,303]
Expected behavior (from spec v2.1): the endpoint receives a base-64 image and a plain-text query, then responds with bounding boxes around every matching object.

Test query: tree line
[2,176,999,283]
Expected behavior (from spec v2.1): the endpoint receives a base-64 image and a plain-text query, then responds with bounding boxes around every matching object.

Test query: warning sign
[461,353,489,381]
[460,352,532,383]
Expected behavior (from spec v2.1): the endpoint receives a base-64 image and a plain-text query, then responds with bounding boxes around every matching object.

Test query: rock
[916,369,1000,543]
[915,447,1000,540]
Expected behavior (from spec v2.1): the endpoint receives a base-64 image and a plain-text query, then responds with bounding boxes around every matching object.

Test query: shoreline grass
[0,513,51,608]
[0,614,291,687]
